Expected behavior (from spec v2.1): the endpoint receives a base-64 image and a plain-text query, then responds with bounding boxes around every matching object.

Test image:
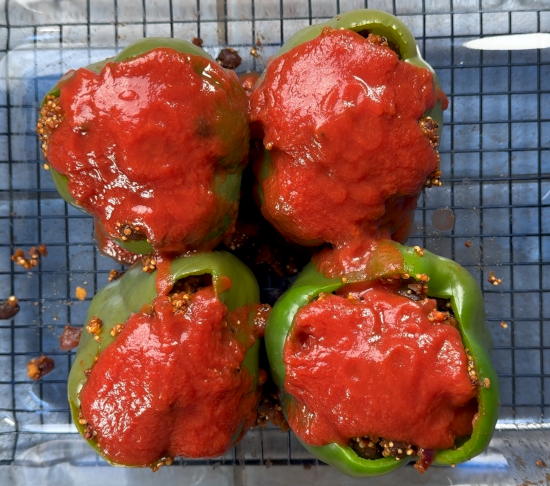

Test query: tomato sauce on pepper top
[283,283,477,450]
[80,285,260,465]
[250,29,447,275]
[47,48,249,256]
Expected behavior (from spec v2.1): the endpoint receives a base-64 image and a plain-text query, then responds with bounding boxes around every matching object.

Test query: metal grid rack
[0,0,548,477]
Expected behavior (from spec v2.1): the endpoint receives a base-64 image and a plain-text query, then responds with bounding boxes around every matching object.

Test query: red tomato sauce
[80,286,259,465]
[313,237,405,280]
[48,48,249,255]
[250,29,447,271]
[283,283,477,450]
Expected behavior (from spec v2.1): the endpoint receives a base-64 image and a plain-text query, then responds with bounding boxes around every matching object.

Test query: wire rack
[0,0,549,475]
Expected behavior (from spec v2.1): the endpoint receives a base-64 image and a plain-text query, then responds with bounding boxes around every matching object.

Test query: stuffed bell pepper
[37,38,250,262]
[265,241,499,477]
[250,9,448,274]
[68,251,269,468]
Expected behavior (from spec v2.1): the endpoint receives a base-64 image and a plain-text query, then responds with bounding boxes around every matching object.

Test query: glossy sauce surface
[283,284,476,450]
[80,286,259,465]
[250,29,446,271]
[49,48,249,255]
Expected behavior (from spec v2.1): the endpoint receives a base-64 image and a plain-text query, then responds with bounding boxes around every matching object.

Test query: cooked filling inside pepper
[93,219,141,266]
[42,47,249,255]
[283,279,478,457]
[250,28,447,268]
[79,275,260,466]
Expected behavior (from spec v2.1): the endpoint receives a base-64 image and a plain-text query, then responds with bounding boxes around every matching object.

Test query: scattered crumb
[59,325,82,350]
[11,245,48,270]
[108,269,124,282]
[265,459,272,468]
[75,286,87,301]
[500,321,508,329]
[341,277,348,284]
[536,460,547,467]
[488,270,502,286]
[110,323,125,337]
[465,240,472,248]
[413,246,424,257]
[151,457,173,472]
[250,47,260,58]
[483,377,491,389]
[0,296,19,320]
[86,316,103,342]
[191,36,203,47]
[415,273,430,283]
[27,355,55,380]
[216,48,242,69]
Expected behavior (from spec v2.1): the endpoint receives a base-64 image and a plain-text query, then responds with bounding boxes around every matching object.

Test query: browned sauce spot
[217,48,242,70]
[0,296,19,320]
[59,325,82,350]
[191,37,203,48]
[431,208,455,231]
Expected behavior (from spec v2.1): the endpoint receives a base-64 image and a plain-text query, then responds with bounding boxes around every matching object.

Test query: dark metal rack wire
[0,0,548,469]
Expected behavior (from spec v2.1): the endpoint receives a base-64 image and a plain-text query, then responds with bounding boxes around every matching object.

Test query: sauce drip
[48,48,249,256]
[283,283,477,450]
[80,286,259,465]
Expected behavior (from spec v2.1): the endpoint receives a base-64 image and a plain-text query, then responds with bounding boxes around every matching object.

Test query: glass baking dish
[0,0,549,484]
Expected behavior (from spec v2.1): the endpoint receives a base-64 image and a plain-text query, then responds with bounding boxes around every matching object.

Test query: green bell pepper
[265,241,499,477]
[68,251,262,466]
[40,38,248,257]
